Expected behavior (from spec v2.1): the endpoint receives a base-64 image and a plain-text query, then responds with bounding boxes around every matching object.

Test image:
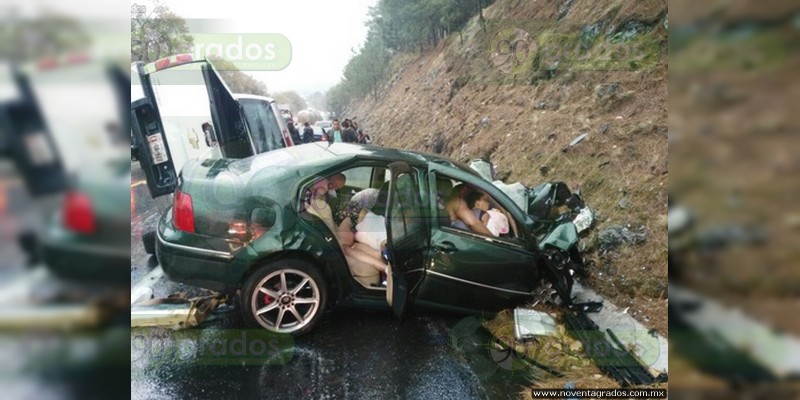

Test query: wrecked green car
[152,143,588,336]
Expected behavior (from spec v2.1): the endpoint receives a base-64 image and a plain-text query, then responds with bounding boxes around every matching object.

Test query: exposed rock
[539,165,550,176]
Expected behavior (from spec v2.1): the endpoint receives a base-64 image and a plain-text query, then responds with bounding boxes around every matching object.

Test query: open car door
[0,65,67,197]
[201,63,253,158]
[131,96,177,198]
[131,55,254,198]
[384,161,430,318]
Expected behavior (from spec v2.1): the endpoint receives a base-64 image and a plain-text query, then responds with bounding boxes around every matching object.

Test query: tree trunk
[478,0,486,32]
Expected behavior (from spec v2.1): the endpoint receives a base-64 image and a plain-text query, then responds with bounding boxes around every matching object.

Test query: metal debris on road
[131,293,226,330]
[513,308,558,341]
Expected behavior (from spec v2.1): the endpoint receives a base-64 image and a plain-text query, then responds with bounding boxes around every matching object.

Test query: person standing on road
[302,122,314,143]
[287,121,302,144]
[342,119,358,143]
[357,129,372,144]
[325,119,344,143]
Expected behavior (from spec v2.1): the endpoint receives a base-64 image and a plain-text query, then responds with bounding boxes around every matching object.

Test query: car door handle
[433,241,457,253]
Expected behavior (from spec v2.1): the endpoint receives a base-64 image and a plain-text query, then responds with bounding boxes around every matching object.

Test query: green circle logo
[490,27,538,75]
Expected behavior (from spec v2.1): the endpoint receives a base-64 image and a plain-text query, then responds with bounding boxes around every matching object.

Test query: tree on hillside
[131,4,268,97]
[326,82,350,116]
[208,57,269,97]
[306,91,328,111]
[131,3,193,62]
[325,0,494,115]
[368,0,491,52]
[272,91,307,114]
[342,34,391,101]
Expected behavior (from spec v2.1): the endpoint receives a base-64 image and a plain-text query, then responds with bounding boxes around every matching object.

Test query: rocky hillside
[349,0,669,334]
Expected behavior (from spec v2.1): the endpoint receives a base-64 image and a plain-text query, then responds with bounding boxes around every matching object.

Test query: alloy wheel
[250,268,320,333]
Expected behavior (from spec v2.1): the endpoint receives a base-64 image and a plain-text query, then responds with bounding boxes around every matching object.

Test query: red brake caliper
[263,288,273,305]
[264,281,282,305]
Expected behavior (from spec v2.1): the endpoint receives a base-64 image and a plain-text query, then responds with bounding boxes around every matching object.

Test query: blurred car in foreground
[1,57,130,285]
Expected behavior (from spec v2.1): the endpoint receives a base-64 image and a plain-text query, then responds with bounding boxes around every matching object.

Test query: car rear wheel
[241,259,327,336]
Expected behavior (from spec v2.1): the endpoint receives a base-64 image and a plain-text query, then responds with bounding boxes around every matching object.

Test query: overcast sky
[3,0,377,97]
[141,0,378,97]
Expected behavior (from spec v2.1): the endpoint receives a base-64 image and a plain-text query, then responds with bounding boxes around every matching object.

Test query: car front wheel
[241,259,327,336]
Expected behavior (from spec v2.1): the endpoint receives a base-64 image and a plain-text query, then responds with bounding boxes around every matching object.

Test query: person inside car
[306,177,387,286]
[466,190,510,237]
[446,184,493,237]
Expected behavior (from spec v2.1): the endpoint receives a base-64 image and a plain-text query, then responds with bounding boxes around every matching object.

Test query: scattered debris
[598,224,647,251]
[0,267,129,331]
[469,159,495,181]
[513,308,558,341]
[568,282,668,384]
[0,304,106,330]
[569,133,588,147]
[670,283,800,380]
[131,293,225,330]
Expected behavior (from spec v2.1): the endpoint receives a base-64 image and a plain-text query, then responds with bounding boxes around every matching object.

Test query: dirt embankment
[348,0,669,335]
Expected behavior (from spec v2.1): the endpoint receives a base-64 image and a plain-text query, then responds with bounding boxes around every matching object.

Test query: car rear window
[240,99,285,154]
[342,167,372,189]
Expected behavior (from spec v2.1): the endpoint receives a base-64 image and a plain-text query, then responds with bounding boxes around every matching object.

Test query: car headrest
[436,178,453,198]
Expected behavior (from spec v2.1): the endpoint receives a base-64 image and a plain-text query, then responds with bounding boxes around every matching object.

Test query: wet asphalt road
[130,163,530,400]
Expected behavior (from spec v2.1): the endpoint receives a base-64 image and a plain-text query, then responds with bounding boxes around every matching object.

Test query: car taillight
[63,192,95,234]
[283,129,293,146]
[145,54,195,73]
[228,220,266,243]
[173,190,195,233]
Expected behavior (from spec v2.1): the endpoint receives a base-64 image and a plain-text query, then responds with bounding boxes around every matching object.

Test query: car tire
[142,231,156,255]
[241,259,327,337]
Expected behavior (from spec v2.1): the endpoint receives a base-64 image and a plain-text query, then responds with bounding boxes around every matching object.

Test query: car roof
[227,143,476,179]
[234,93,276,103]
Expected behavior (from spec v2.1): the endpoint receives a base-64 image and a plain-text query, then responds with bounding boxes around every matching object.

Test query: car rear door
[131,55,253,198]
[385,161,430,318]
[201,63,254,158]
[0,65,68,196]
